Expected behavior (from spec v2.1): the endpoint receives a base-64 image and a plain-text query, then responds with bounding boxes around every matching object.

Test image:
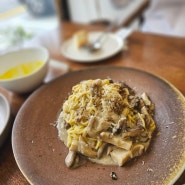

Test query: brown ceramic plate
[12,66,185,185]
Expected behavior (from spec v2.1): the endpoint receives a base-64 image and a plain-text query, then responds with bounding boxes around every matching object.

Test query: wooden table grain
[0,21,185,185]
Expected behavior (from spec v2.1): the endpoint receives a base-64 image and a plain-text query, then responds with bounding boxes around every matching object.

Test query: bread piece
[73,30,89,48]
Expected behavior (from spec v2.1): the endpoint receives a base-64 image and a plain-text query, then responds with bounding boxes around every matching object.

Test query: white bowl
[0,47,49,94]
[0,93,11,148]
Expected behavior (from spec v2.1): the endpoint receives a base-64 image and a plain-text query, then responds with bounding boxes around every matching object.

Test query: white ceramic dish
[61,32,123,63]
[0,93,10,148]
[0,47,49,94]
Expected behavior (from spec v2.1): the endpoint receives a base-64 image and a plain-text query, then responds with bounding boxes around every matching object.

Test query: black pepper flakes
[110,171,118,180]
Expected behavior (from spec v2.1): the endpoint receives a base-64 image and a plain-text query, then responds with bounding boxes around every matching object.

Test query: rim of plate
[61,32,124,63]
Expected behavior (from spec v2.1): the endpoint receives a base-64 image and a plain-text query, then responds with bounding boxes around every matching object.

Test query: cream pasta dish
[57,79,156,168]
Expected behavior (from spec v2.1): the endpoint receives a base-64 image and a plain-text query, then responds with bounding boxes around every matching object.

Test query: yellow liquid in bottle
[0,61,44,80]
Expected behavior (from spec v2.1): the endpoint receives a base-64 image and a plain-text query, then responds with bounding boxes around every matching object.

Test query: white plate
[0,93,11,147]
[61,32,124,63]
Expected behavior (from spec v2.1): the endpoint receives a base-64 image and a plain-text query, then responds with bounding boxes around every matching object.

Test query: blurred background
[0,0,185,53]
[0,0,57,52]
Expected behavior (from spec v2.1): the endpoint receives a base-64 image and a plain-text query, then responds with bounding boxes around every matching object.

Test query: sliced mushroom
[78,136,97,158]
[112,117,127,134]
[110,148,132,166]
[86,116,110,138]
[131,144,145,158]
[69,140,79,151]
[107,145,114,155]
[129,95,140,108]
[122,126,144,138]
[141,106,156,131]
[97,143,107,159]
[137,113,146,128]
[65,150,77,167]
[100,132,132,150]
[86,116,99,137]
[141,93,151,106]
[141,106,149,115]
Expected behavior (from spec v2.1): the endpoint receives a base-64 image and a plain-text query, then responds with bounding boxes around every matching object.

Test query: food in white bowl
[0,47,49,94]
[0,93,11,148]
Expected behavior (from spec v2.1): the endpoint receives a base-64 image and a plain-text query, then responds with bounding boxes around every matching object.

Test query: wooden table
[0,21,185,185]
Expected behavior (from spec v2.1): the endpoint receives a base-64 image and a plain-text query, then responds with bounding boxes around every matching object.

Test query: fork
[82,20,119,53]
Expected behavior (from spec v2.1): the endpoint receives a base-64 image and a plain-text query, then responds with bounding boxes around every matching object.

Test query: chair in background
[54,0,150,29]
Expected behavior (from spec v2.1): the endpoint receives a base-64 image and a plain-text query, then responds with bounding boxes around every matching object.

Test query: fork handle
[94,21,118,43]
